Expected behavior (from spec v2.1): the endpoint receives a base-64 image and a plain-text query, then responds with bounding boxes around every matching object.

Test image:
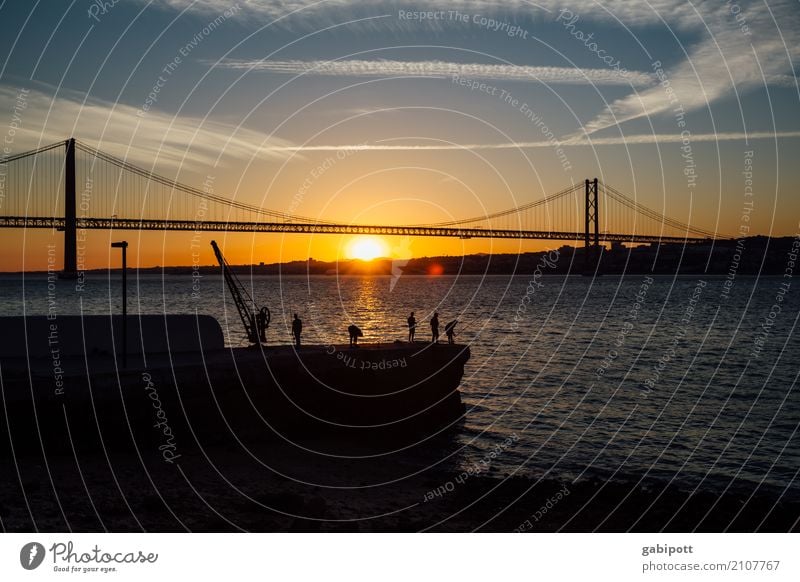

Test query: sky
[0,0,798,270]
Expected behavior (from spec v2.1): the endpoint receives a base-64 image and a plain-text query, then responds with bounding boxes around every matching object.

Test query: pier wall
[0,314,224,358]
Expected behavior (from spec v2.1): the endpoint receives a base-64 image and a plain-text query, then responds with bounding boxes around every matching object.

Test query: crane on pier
[210,240,270,345]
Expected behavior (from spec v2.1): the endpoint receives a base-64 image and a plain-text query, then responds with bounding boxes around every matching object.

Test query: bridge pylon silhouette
[584,177,601,271]
[62,138,77,278]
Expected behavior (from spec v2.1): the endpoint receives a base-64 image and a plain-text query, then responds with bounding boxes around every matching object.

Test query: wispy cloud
[212,58,651,87]
[161,0,799,136]
[256,131,800,152]
[0,85,298,171]
[556,2,800,135]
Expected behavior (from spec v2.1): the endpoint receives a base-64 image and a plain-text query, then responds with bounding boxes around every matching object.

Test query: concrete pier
[0,317,469,455]
[0,314,224,358]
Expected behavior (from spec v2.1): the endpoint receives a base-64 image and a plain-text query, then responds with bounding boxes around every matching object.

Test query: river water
[1,271,798,497]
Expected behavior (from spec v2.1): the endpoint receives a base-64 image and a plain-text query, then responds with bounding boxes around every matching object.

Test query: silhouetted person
[348,324,362,347]
[430,312,440,344]
[407,312,416,342]
[291,313,302,348]
[445,319,457,344]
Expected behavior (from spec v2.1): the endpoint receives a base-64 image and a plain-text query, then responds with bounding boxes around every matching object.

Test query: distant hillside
[53,235,798,277]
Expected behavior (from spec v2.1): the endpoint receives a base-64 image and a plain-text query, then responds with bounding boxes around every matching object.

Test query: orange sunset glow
[0,225,550,272]
[345,236,389,261]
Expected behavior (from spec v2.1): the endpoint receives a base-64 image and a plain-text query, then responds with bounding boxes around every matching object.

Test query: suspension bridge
[0,138,726,277]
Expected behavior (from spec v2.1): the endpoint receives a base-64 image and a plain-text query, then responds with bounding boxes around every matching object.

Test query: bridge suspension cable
[71,140,339,225]
[420,182,583,227]
[599,182,723,239]
[0,140,65,163]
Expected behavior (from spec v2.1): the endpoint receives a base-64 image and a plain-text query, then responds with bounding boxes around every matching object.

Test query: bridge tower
[584,178,601,270]
[61,137,77,279]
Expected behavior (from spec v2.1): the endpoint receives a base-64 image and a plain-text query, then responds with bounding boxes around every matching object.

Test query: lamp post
[111,241,128,367]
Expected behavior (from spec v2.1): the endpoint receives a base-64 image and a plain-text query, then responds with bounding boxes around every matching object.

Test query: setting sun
[346,236,388,261]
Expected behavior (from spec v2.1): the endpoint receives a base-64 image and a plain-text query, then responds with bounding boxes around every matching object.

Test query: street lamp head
[111,241,128,248]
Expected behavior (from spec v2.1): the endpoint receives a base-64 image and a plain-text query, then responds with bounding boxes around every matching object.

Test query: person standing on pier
[292,313,302,348]
[430,312,440,344]
[407,312,416,343]
[445,320,457,344]
[348,324,363,347]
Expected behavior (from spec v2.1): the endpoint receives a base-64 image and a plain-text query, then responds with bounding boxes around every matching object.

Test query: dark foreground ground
[1,436,797,532]
[1,343,797,532]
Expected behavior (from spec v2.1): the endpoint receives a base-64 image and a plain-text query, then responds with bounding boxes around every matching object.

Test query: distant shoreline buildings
[14,235,797,278]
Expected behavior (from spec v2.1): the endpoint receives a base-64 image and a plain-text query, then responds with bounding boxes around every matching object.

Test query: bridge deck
[0,216,714,244]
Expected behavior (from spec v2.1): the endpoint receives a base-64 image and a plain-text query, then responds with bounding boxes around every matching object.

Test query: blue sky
[1,0,799,265]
